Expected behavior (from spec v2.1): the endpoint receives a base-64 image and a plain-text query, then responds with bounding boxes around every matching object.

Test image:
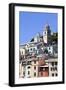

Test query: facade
[31,59,39,77]
[45,58,58,77]
[47,44,58,56]
[19,58,39,78]
[37,54,49,77]
[43,44,58,57]
[27,45,38,55]
[19,45,28,60]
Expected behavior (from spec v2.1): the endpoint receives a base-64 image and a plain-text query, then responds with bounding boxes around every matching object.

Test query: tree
[50,33,58,44]
[30,38,34,42]
[44,49,48,54]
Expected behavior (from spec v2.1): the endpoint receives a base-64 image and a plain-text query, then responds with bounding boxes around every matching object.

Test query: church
[33,24,51,44]
[33,24,57,45]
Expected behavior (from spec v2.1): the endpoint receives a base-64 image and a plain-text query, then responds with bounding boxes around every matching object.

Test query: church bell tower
[43,24,51,44]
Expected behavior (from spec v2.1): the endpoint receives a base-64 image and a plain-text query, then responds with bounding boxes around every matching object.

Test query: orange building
[38,57,49,77]
[38,65,49,77]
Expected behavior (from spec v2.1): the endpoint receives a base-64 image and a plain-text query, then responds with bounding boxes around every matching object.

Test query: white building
[44,44,58,57]
[28,46,38,55]
[47,44,58,56]
[25,42,40,55]
[19,58,39,78]
[45,58,58,77]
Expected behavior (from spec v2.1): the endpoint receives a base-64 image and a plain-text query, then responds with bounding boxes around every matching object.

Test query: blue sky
[19,11,58,44]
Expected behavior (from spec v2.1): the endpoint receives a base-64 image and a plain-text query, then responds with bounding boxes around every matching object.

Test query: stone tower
[43,24,51,44]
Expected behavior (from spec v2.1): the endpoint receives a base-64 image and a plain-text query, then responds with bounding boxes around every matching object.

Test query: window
[23,71,25,76]
[34,72,36,77]
[28,66,30,69]
[55,62,57,65]
[55,73,58,76]
[39,67,43,71]
[45,31,46,34]
[33,48,35,51]
[22,51,23,54]
[49,47,50,50]
[55,67,57,71]
[34,61,36,64]
[22,61,26,65]
[30,57,31,58]
[52,62,54,66]
[43,68,45,71]
[51,67,52,71]
[53,68,55,71]
[28,71,30,75]
[45,67,48,71]
[27,61,31,65]
[34,66,36,70]
[52,73,54,76]
[51,67,54,71]
[30,48,32,51]
[49,51,51,54]
[41,72,43,76]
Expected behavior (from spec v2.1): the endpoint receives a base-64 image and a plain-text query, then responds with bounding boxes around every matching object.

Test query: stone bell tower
[43,24,51,44]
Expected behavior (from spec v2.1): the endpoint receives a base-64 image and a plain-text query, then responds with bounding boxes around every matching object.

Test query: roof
[45,58,58,62]
[37,54,48,58]
[39,64,49,67]
[21,57,38,62]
